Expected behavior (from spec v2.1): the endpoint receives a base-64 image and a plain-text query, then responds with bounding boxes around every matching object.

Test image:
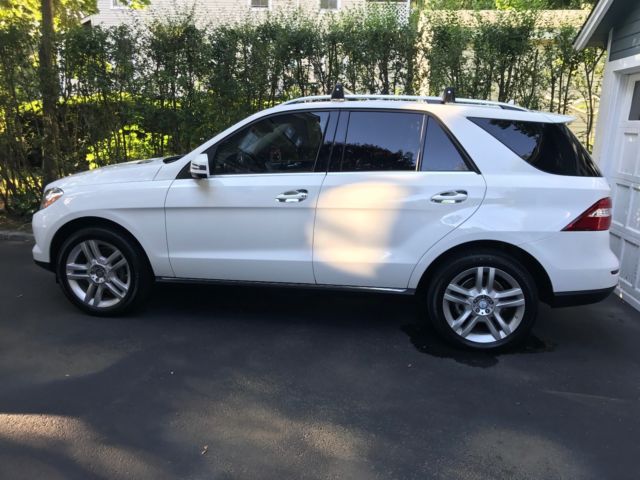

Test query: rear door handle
[431,190,468,204]
[276,189,308,203]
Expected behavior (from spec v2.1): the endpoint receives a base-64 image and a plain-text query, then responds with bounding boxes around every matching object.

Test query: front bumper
[34,259,54,272]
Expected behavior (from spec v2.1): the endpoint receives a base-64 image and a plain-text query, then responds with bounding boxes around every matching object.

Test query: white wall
[83,0,368,27]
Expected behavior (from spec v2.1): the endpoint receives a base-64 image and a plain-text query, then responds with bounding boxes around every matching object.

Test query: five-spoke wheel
[443,266,526,344]
[65,240,131,308]
[425,250,537,350]
[56,227,152,315]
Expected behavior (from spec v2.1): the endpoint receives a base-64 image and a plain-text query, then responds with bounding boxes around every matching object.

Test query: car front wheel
[424,250,538,350]
[56,227,152,315]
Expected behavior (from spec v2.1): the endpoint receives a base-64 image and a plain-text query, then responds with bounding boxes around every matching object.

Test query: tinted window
[335,111,423,172]
[315,111,339,172]
[210,112,329,175]
[421,117,469,171]
[469,117,601,177]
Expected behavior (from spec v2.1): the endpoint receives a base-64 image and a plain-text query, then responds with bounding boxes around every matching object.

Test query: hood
[47,158,166,190]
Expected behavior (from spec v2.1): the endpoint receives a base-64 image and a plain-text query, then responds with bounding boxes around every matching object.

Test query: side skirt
[155,277,415,295]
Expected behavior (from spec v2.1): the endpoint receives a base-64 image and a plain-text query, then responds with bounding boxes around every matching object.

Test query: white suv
[32,89,619,350]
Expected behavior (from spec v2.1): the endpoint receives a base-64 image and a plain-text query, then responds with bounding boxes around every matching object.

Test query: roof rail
[282,93,528,111]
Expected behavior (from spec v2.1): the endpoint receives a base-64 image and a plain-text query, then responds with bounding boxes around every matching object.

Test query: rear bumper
[548,285,616,308]
[520,231,619,293]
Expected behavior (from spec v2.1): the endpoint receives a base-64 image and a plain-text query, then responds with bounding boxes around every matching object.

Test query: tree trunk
[38,0,60,187]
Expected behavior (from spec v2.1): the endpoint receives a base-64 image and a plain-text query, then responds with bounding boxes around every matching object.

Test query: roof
[283,94,528,111]
[574,0,636,50]
[270,97,574,124]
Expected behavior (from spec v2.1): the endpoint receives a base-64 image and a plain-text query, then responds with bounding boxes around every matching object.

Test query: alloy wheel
[442,266,526,344]
[65,240,131,309]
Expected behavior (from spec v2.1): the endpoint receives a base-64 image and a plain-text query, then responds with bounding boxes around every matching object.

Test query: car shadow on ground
[145,282,557,368]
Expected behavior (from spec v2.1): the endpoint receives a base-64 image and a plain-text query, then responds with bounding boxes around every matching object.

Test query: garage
[574,0,640,310]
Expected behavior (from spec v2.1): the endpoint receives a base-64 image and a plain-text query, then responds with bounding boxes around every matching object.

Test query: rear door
[313,110,486,288]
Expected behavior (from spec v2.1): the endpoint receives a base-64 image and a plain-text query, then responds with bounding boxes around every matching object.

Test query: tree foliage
[0,7,604,215]
[426,11,603,140]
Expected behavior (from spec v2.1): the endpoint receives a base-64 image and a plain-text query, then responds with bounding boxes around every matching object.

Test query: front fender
[32,181,174,277]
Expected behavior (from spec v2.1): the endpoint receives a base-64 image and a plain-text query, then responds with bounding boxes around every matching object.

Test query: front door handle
[431,190,468,204]
[276,189,308,203]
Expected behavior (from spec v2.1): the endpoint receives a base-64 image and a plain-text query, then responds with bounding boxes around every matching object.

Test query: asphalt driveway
[1,239,639,480]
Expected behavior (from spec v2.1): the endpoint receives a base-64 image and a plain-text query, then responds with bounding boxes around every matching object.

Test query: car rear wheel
[424,250,538,350]
[56,227,152,315]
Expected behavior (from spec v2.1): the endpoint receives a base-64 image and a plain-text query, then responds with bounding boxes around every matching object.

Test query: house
[80,0,409,27]
[574,0,640,310]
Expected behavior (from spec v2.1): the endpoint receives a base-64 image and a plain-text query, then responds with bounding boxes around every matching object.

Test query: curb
[0,230,34,242]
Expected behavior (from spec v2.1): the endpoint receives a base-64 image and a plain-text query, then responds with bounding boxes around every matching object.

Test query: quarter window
[210,112,329,175]
[469,117,601,177]
[335,111,423,172]
[421,117,469,171]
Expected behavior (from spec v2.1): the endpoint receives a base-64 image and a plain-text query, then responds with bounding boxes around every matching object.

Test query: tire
[423,249,538,351]
[56,227,153,316]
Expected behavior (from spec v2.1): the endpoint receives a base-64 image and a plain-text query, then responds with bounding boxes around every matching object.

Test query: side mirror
[190,153,210,179]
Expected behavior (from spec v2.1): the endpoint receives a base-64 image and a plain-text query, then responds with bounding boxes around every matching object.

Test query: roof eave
[573,0,614,51]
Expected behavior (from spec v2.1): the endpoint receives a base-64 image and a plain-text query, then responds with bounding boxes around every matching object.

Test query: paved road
[1,240,639,480]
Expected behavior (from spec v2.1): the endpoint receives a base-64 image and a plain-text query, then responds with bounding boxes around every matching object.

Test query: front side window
[251,0,269,8]
[469,117,601,177]
[334,111,424,172]
[320,0,338,9]
[210,111,329,175]
[421,117,469,172]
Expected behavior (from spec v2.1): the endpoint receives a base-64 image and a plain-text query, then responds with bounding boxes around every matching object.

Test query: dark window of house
[629,81,640,121]
[320,0,338,9]
[469,117,601,177]
[421,117,469,171]
[210,111,329,174]
[336,111,423,172]
[251,0,269,8]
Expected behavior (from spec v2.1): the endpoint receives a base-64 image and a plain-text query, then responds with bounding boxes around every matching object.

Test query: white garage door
[610,72,640,310]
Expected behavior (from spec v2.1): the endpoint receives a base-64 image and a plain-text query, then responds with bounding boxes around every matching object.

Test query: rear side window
[469,117,601,177]
[334,111,423,172]
[421,117,469,172]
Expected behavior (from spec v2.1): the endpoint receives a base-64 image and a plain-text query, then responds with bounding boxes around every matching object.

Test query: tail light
[563,197,612,231]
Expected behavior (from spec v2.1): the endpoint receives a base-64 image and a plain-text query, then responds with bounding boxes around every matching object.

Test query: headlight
[41,187,64,210]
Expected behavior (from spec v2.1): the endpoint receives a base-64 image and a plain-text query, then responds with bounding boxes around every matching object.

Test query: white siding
[82,0,368,27]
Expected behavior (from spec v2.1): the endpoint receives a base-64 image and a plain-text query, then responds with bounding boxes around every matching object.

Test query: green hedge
[0,8,603,215]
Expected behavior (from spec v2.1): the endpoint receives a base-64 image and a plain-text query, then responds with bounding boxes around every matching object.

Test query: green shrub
[0,7,604,214]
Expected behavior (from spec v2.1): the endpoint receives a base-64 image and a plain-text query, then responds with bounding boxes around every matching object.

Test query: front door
[313,110,486,289]
[165,110,331,283]
[610,73,640,310]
